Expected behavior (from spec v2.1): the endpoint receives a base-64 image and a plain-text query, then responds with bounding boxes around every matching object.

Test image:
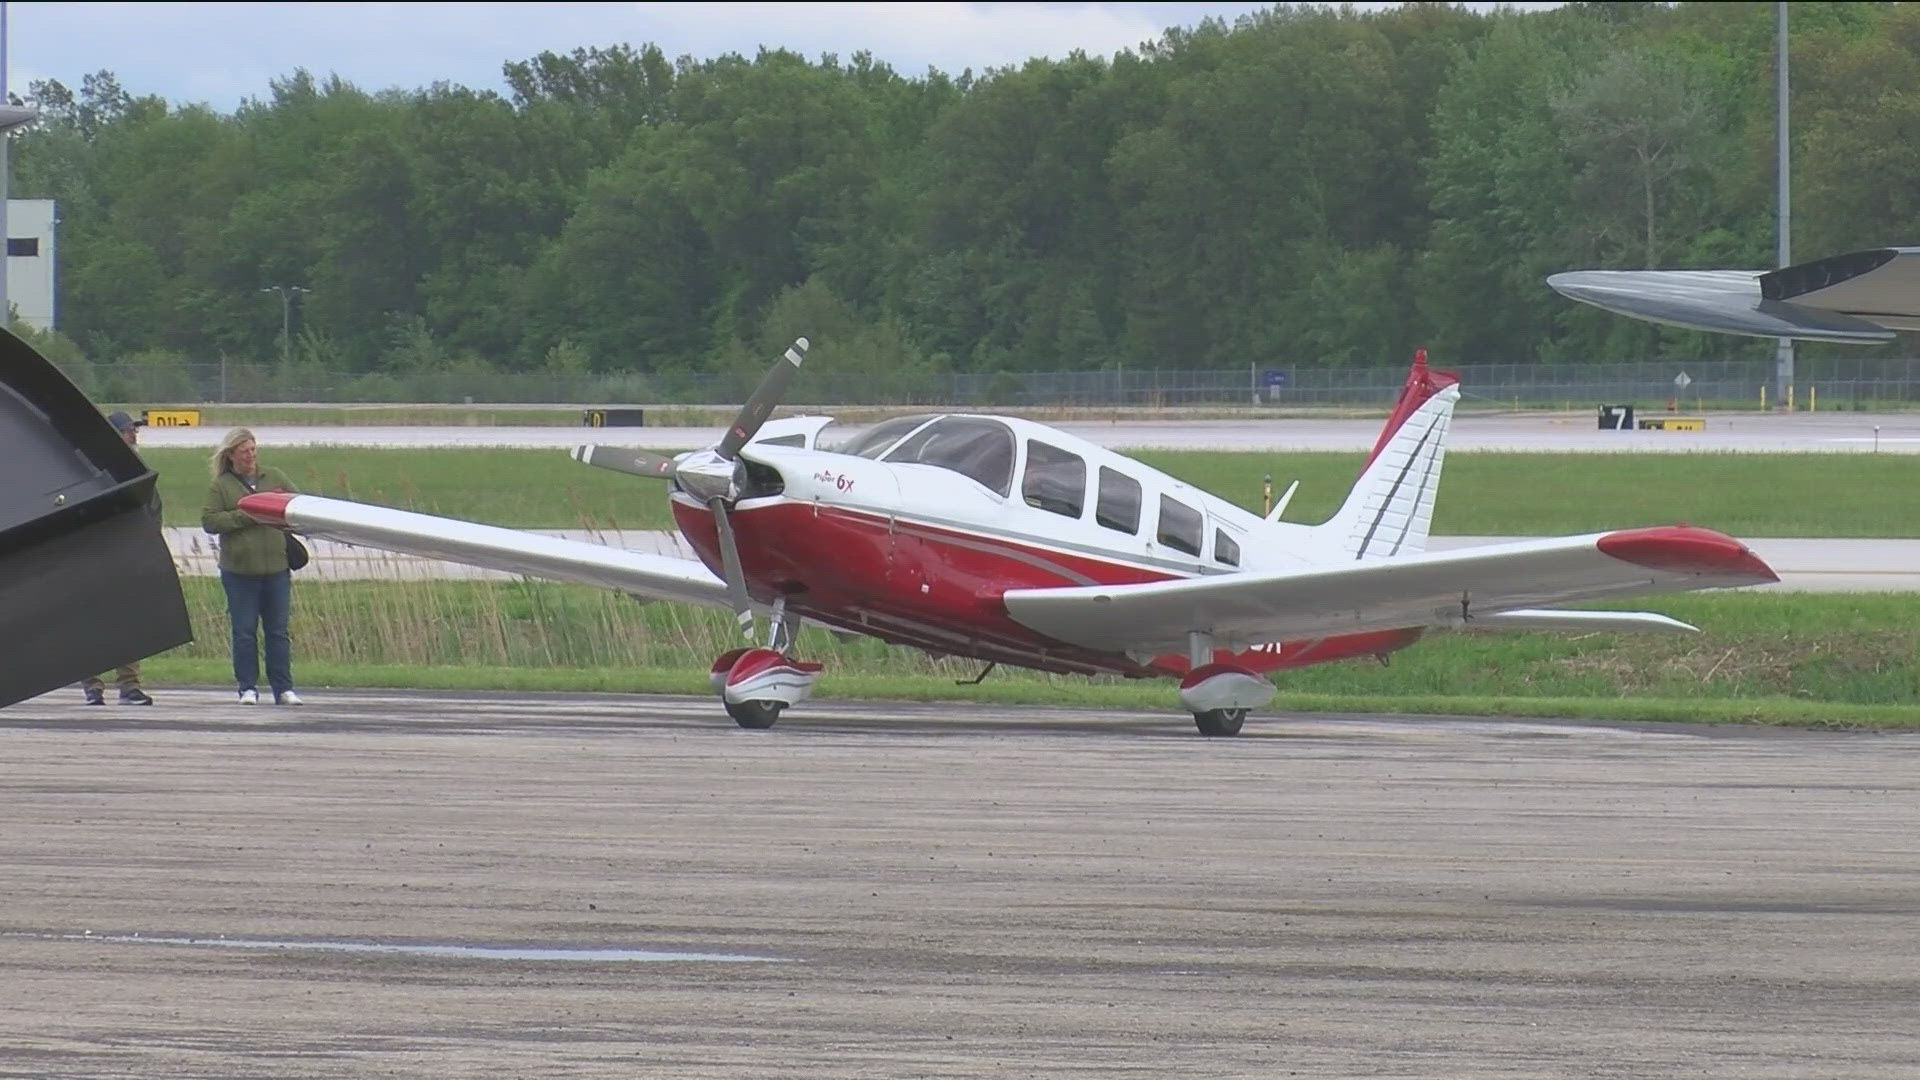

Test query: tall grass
[165,579,1920,707]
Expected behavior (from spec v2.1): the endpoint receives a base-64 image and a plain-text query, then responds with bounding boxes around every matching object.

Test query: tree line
[12,1,1918,392]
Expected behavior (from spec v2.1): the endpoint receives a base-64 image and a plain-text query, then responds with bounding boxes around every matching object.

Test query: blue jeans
[221,570,293,695]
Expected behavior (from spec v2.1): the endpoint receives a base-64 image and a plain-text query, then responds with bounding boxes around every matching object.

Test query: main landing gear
[709,600,820,729]
[1177,632,1275,738]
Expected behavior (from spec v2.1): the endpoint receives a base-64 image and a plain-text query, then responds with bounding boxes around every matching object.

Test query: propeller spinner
[573,337,810,641]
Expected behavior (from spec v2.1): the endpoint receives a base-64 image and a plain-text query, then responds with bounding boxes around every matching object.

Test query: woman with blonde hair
[201,427,303,705]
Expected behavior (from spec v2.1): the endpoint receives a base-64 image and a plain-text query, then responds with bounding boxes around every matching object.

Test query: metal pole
[1,0,11,329]
[1774,1,1794,410]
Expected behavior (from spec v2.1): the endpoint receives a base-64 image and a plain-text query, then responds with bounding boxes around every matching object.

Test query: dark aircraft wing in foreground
[1550,247,1920,343]
[0,330,191,707]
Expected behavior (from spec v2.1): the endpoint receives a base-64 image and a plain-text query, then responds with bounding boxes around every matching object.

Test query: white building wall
[6,198,57,330]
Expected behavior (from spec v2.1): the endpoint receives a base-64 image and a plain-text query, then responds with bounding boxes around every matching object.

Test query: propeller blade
[709,498,756,642]
[571,444,679,479]
[717,337,808,460]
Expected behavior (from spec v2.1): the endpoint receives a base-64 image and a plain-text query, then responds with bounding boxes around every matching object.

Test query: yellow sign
[1637,416,1705,432]
[143,409,202,427]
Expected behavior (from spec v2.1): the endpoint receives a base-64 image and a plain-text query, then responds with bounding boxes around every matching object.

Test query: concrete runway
[2,688,1916,1077]
[138,410,1920,453]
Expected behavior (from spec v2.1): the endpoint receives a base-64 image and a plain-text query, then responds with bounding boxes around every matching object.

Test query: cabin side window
[1022,441,1086,518]
[1214,529,1241,567]
[1095,466,1141,534]
[1157,496,1203,557]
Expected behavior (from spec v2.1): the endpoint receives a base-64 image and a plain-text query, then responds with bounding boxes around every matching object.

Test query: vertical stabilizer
[1314,350,1460,561]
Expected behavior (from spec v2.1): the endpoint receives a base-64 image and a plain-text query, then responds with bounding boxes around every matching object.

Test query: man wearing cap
[81,411,157,706]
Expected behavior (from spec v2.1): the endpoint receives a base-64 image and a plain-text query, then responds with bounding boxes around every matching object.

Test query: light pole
[260,285,310,363]
[1774,0,1793,410]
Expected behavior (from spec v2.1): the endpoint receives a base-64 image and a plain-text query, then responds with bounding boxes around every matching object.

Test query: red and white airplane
[238,341,1777,735]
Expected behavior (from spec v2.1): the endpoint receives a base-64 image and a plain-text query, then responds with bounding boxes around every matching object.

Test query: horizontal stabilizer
[1549,247,1920,343]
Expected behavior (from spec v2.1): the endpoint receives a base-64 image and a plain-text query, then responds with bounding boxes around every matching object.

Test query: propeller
[719,337,809,459]
[571,444,680,479]
[634,337,810,642]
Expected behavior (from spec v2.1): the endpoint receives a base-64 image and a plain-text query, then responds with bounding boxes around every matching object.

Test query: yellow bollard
[1810,385,1817,412]
[1788,384,1796,412]
[1761,384,1768,411]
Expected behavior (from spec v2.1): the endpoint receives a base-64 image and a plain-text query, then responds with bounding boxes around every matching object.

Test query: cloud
[6,2,1270,107]
[6,2,1556,109]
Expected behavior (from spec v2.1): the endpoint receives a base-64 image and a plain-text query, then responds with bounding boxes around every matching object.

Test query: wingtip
[1597,526,1778,583]
[238,492,295,527]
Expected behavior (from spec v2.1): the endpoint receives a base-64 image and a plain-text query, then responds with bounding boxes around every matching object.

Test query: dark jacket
[202,466,298,574]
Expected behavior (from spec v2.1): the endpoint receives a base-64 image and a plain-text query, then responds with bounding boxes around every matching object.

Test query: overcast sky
[2,2,1559,110]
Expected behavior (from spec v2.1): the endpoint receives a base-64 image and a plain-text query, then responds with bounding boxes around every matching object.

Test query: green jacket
[202,466,299,575]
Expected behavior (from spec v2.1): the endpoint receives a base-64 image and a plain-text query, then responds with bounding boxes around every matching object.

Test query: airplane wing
[237,493,730,607]
[1548,247,1920,343]
[1002,527,1774,654]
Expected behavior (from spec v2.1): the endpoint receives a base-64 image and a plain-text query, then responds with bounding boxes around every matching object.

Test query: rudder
[1313,349,1460,561]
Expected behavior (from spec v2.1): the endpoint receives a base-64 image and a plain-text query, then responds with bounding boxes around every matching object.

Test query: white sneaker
[275,690,304,706]
[238,689,258,705]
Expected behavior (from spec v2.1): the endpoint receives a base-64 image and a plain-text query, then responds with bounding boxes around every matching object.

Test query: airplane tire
[726,699,784,729]
[1192,708,1247,737]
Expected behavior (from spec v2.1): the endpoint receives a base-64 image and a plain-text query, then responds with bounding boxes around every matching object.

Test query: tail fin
[1313,349,1460,561]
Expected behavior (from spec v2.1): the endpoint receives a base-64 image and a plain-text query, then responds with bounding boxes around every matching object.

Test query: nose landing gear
[710,648,822,728]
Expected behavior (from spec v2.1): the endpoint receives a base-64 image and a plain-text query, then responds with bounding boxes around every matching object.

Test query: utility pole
[1774,0,1794,410]
[261,285,310,363]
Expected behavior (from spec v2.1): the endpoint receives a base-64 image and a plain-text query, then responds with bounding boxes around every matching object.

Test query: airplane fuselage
[669,415,1421,677]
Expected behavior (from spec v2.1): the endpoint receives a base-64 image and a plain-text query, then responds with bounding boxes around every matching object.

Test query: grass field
[137,581,1920,727]
[146,447,1920,537]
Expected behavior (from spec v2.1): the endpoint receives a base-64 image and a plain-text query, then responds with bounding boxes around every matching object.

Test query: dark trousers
[221,569,293,695]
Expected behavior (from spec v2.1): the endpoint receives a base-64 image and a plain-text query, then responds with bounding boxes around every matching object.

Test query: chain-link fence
[58,355,1920,409]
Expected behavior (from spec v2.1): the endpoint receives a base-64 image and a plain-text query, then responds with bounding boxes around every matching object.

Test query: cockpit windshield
[821,415,937,460]
[881,416,1015,496]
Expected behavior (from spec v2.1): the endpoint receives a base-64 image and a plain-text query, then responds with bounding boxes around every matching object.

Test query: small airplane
[235,338,1779,735]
